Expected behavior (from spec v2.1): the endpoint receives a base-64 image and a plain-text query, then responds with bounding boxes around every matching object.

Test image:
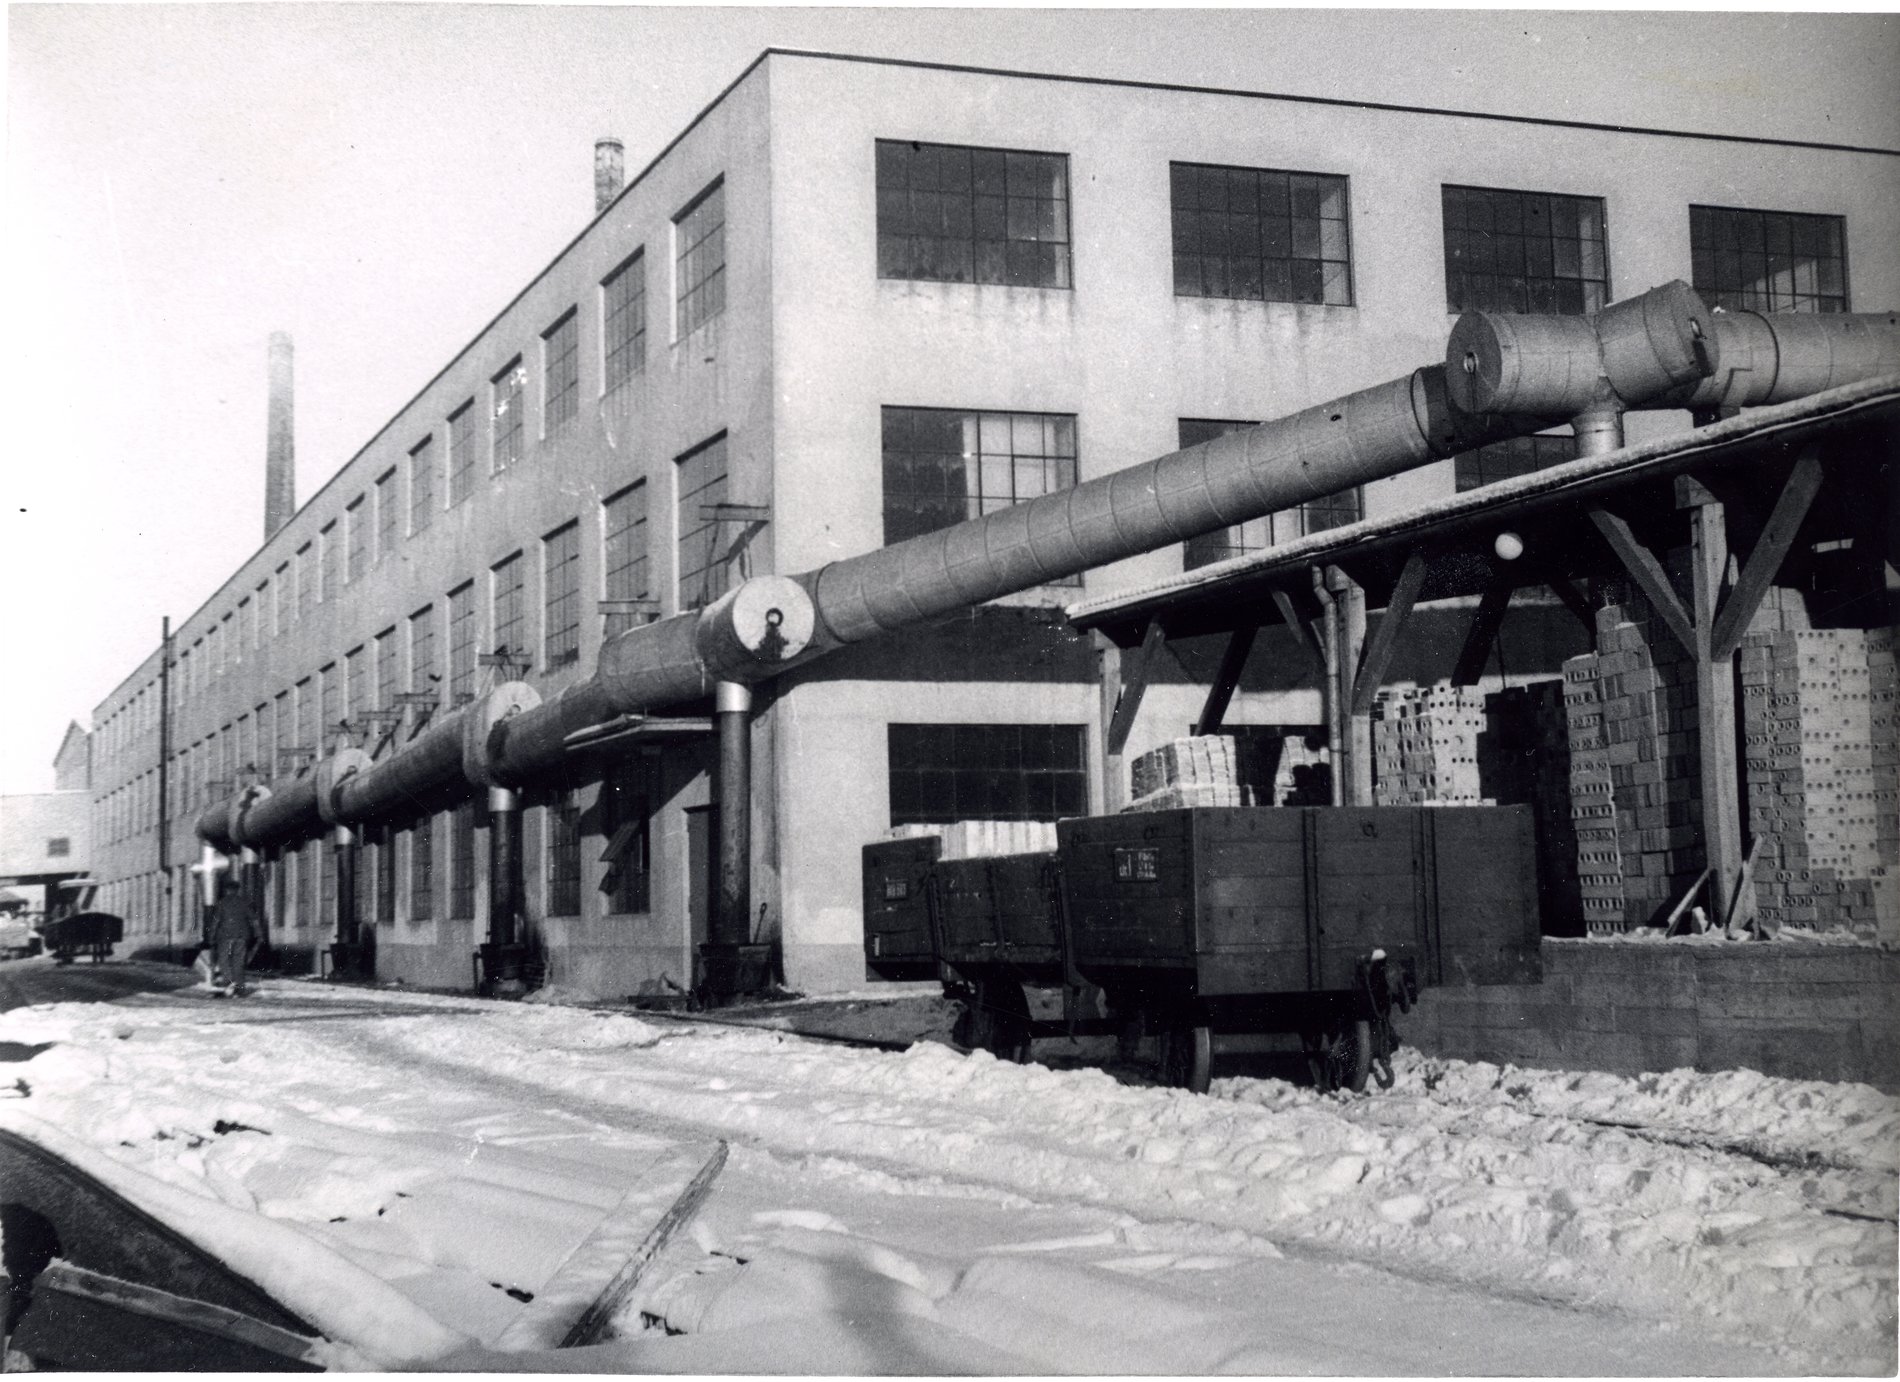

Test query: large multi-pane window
[542,310,580,437]
[375,826,397,925]
[1690,205,1847,315]
[296,840,315,929]
[448,804,476,920]
[375,628,399,714]
[409,437,435,535]
[1177,418,1362,569]
[676,434,731,609]
[602,757,658,915]
[273,564,291,635]
[346,497,369,582]
[319,523,339,602]
[492,359,526,473]
[543,522,582,670]
[881,406,1078,554]
[675,180,726,337]
[242,595,257,649]
[409,818,434,923]
[1454,430,1579,492]
[1170,163,1351,306]
[887,724,1088,825]
[447,582,476,704]
[320,840,337,935]
[876,140,1072,289]
[375,469,399,561]
[345,646,367,725]
[602,250,647,391]
[409,606,436,695]
[1443,185,1608,314]
[546,795,583,918]
[491,553,526,666]
[447,400,477,506]
[602,481,650,639]
[296,544,315,620]
[295,678,314,757]
[318,663,339,751]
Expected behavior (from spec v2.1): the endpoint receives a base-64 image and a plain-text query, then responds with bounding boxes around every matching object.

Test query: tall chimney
[594,137,625,214]
[264,331,295,541]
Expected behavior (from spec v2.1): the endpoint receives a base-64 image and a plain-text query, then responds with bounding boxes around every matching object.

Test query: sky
[4,5,1898,794]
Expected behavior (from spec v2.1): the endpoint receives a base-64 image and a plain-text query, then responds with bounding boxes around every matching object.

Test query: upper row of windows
[878,138,1853,316]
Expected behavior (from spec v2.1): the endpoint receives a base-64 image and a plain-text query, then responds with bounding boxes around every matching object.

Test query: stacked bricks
[1372,683,1491,805]
[1565,595,1704,933]
[1739,591,1899,938]
[884,820,1059,859]
[1125,735,1272,811]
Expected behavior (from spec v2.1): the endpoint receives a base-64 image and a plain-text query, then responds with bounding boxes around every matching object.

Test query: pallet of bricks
[1738,591,1898,938]
[1562,590,1704,934]
[1124,736,1274,811]
[1372,683,1490,805]
[885,820,1060,858]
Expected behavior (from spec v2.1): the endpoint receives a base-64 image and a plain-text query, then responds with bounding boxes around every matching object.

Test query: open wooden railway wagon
[865,804,1542,1093]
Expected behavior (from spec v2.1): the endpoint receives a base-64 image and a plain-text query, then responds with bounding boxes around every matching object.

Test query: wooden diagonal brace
[1272,587,1328,677]
[1351,551,1429,717]
[1588,507,1695,657]
[1451,577,1515,687]
[1193,624,1258,736]
[1106,616,1165,756]
[1709,450,1825,660]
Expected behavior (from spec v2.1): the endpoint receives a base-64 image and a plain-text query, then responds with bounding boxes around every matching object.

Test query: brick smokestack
[264,331,295,541]
[594,137,625,214]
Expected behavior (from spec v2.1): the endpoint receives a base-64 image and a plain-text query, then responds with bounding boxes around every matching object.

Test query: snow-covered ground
[1,973,1893,1373]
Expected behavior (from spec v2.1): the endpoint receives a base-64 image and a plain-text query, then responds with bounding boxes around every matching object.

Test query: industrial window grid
[273,564,290,637]
[295,679,314,757]
[888,723,1089,825]
[320,839,337,933]
[375,629,399,714]
[295,839,314,930]
[319,524,338,602]
[447,582,477,704]
[602,481,651,639]
[676,434,731,610]
[1170,162,1352,306]
[409,606,437,694]
[375,469,399,563]
[1454,431,1579,491]
[543,309,580,437]
[447,401,477,506]
[448,804,476,920]
[543,522,582,669]
[409,437,435,536]
[546,794,583,918]
[296,544,315,620]
[875,140,1072,289]
[675,180,726,338]
[1177,419,1363,570]
[492,359,526,473]
[1442,185,1608,315]
[318,664,339,749]
[273,692,290,760]
[603,759,656,915]
[409,817,435,923]
[491,554,527,668]
[881,406,1080,583]
[345,647,367,723]
[602,250,647,391]
[244,594,258,649]
[375,826,397,926]
[346,498,369,583]
[1690,205,1847,315]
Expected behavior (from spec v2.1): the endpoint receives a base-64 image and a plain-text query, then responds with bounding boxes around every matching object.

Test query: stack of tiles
[883,820,1060,859]
[1566,595,1704,933]
[1739,593,1898,936]
[1372,682,1490,805]
[1124,735,1270,811]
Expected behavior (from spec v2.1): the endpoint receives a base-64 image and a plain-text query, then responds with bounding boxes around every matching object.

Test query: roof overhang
[1068,376,1900,647]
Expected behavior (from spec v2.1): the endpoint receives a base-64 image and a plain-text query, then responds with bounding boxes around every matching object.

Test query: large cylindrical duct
[1659,310,1900,411]
[232,775,318,850]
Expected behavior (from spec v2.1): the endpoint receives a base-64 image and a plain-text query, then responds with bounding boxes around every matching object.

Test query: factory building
[82,49,1900,995]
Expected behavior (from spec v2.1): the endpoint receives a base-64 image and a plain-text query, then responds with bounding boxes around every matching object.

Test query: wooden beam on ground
[1106,616,1166,757]
[1588,507,1696,658]
[1709,450,1825,660]
[1451,576,1516,687]
[1193,624,1258,736]
[1688,494,1743,925]
[1350,550,1430,718]
[1271,587,1328,677]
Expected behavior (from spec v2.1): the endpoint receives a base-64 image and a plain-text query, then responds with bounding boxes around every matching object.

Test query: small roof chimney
[264,332,295,541]
[595,137,625,214]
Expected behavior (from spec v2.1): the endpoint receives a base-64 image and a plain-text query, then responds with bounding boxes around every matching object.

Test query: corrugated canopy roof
[1067,376,1900,647]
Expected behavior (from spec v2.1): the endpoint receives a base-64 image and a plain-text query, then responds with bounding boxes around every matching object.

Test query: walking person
[206,867,262,997]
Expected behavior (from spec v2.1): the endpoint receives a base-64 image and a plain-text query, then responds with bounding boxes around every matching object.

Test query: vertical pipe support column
[1572,398,1626,459]
[485,785,525,994]
[714,681,753,951]
[1689,498,1743,925]
[332,825,358,948]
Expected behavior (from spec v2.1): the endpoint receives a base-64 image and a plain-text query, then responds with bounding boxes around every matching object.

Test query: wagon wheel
[1157,1023,1213,1094]
[955,978,1033,1063]
[1304,1018,1373,1094]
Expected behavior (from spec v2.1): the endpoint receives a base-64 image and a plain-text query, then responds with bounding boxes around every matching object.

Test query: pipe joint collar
[463,682,542,788]
[715,681,754,715]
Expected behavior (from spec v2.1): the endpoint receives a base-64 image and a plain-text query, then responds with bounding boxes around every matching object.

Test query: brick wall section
[1400,939,1900,1090]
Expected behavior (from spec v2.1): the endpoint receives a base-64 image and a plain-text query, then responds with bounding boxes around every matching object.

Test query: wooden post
[1330,567,1373,806]
[1094,633,1126,812]
[1688,494,1742,925]
[1313,568,1343,806]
